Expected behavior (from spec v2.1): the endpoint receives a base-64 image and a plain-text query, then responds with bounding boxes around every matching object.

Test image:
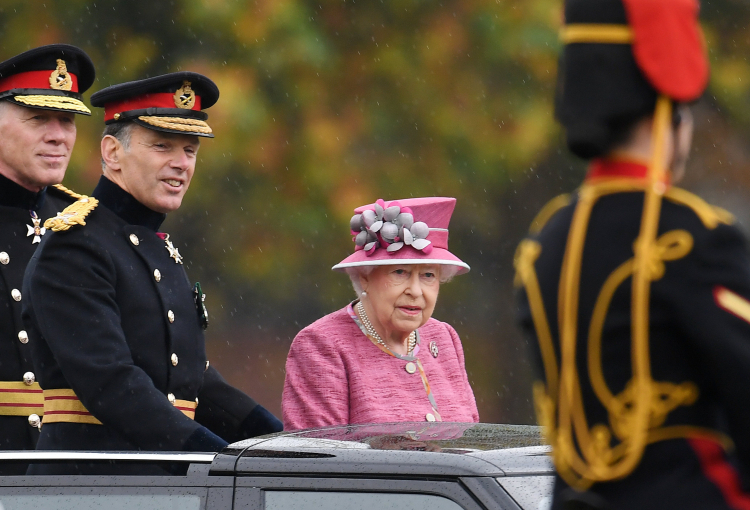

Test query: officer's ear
[101,135,122,171]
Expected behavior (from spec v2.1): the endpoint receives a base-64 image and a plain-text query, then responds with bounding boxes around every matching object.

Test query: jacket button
[425,413,436,422]
[167,310,175,323]
[28,414,41,429]
[18,330,28,344]
[195,398,199,405]
[11,289,21,301]
[129,234,139,246]
[0,252,8,265]
[405,362,416,374]
[171,353,179,366]
[167,393,176,404]
[23,372,35,385]
[205,360,210,370]
[153,269,161,282]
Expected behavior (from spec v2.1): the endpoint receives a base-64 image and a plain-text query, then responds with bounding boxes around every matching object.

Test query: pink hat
[332,197,470,276]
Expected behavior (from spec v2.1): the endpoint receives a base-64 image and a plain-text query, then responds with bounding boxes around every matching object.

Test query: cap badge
[173,81,196,109]
[49,59,73,91]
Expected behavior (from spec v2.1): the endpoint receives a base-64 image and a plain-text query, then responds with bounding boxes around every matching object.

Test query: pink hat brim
[332,245,470,276]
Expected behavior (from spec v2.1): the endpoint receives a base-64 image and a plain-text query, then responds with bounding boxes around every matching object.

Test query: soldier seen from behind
[514,0,750,508]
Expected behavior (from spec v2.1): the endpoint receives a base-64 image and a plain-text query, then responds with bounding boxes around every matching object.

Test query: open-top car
[0,422,553,510]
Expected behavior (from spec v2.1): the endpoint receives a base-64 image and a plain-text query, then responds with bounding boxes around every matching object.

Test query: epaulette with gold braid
[528,194,571,234]
[44,190,98,232]
[665,187,735,229]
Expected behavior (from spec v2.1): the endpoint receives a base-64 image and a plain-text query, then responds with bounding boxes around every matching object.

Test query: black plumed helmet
[555,0,708,159]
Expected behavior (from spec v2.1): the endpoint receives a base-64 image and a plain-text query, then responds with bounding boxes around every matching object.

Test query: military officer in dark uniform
[0,45,94,474]
[22,72,282,474]
[515,0,750,508]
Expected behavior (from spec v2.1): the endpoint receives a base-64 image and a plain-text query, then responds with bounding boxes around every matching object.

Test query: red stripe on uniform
[0,389,42,393]
[43,410,92,416]
[44,396,81,400]
[0,403,42,407]
[689,438,750,510]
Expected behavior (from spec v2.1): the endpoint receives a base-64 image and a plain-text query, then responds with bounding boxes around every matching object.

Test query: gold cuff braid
[560,24,633,45]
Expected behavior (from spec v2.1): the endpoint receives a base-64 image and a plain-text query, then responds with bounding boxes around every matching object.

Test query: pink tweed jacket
[282,305,479,430]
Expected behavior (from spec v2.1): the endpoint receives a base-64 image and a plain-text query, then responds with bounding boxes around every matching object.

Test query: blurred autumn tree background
[1,0,749,424]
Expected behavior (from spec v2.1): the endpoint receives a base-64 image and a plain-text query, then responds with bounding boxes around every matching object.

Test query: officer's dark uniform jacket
[0,176,75,473]
[22,176,281,473]
[515,160,750,509]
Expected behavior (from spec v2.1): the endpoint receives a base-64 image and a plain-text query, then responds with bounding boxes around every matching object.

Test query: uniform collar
[585,158,671,186]
[93,176,166,231]
[0,172,46,210]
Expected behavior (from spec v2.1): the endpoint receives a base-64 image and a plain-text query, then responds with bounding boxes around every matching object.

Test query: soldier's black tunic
[23,176,281,474]
[0,174,74,474]
[516,166,750,509]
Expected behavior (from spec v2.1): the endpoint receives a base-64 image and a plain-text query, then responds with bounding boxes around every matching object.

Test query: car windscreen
[264,491,464,510]
[496,475,554,510]
[0,494,201,510]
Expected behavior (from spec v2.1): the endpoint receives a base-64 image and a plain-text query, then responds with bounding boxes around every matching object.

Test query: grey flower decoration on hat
[350,199,433,256]
[350,212,380,254]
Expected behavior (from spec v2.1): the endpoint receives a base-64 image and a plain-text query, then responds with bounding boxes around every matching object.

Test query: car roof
[215,422,553,477]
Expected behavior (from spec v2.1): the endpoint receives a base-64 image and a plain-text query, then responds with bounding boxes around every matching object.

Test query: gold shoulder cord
[44,185,99,232]
[52,183,84,199]
[514,24,733,491]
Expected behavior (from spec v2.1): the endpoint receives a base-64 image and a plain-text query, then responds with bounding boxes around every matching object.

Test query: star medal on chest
[27,211,46,244]
[163,233,183,264]
[194,282,209,330]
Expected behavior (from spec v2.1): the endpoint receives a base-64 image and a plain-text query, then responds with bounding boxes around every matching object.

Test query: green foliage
[0,0,748,423]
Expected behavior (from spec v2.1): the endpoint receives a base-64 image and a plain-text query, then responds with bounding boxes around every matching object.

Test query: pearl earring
[361,290,367,298]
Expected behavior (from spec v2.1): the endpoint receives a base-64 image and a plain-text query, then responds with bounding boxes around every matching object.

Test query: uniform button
[426,413,436,422]
[205,360,210,370]
[405,362,416,374]
[167,393,176,404]
[153,269,161,282]
[23,372,35,385]
[195,398,199,405]
[11,289,21,301]
[0,252,8,265]
[167,310,175,323]
[129,234,139,246]
[28,414,41,429]
[171,353,179,366]
[18,330,28,344]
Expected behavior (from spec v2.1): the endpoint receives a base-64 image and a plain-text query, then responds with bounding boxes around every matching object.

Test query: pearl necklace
[356,301,416,355]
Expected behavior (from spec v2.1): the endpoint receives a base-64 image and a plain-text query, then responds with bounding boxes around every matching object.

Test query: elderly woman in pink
[282,197,479,430]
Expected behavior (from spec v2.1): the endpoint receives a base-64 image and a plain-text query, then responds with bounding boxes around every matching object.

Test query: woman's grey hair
[345,264,456,297]
[345,266,375,296]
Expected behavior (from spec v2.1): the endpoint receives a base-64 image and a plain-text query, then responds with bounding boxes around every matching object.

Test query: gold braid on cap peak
[138,115,213,135]
[560,24,633,44]
[13,95,91,114]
